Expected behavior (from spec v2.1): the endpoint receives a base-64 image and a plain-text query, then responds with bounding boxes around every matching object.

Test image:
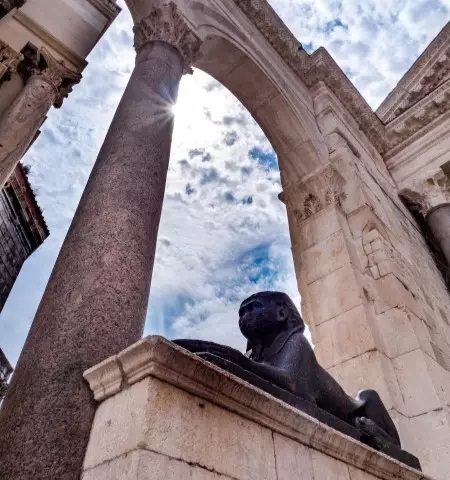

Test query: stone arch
[127,0,329,186]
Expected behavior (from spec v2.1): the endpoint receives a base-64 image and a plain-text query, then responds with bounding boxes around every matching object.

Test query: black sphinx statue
[174,291,421,470]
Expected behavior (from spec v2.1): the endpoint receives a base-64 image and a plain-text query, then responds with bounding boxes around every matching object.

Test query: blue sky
[0,0,449,364]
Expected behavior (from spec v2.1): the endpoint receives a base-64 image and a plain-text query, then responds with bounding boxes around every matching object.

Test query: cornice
[14,10,87,71]
[232,0,387,155]
[384,79,450,159]
[86,0,120,21]
[233,1,450,160]
[377,22,450,123]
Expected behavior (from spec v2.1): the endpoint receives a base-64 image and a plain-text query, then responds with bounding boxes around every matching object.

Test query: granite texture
[0,42,183,480]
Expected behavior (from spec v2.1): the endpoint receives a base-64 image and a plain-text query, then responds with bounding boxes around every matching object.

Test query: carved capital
[400,170,450,217]
[133,3,201,74]
[0,39,24,80]
[34,48,82,108]
[281,165,345,223]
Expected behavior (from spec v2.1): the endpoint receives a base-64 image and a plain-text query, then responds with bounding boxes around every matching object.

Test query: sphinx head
[238,291,305,344]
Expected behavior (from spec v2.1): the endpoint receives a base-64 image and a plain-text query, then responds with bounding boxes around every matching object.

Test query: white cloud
[0,0,448,363]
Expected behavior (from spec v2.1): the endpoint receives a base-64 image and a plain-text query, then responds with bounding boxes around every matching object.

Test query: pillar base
[82,337,428,480]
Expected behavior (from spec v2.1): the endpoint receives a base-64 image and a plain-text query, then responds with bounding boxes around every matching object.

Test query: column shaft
[426,203,450,266]
[0,41,183,480]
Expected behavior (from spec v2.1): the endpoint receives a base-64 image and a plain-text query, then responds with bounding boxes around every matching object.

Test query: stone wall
[282,81,450,479]
[82,337,428,480]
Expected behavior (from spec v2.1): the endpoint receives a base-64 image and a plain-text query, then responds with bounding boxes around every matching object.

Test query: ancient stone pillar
[0,4,200,480]
[401,170,450,265]
[0,47,80,186]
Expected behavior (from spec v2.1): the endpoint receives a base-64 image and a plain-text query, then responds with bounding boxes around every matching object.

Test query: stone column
[0,47,81,186]
[401,170,450,265]
[0,4,201,480]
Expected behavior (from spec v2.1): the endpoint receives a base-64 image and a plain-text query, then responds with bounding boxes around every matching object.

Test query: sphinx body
[174,291,400,448]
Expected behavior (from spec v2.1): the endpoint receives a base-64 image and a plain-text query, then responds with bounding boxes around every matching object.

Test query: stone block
[393,350,442,417]
[311,449,351,479]
[370,265,380,279]
[377,260,391,277]
[309,264,362,325]
[315,305,376,369]
[309,206,342,245]
[408,312,435,360]
[301,231,352,284]
[371,238,384,252]
[424,354,450,406]
[363,242,373,254]
[409,410,450,480]
[83,337,432,480]
[273,433,314,480]
[372,308,419,359]
[84,376,277,480]
[82,449,233,480]
[371,274,423,320]
[328,351,401,411]
[348,465,380,480]
[363,229,380,245]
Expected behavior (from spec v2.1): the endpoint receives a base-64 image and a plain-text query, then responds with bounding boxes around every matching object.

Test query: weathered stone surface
[314,305,376,369]
[311,449,351,479]
[393,350,442,416]
[372,308,420,359]
[273,433,314,480]
[85,376,277,480]
[82,450,234,480]
[0,42,184,480]
[83,337,428,480]
[309,264,362,325]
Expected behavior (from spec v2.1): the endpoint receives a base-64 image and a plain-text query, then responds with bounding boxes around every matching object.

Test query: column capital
[280,164,345,223]
[400,170,450,217]
[31,48,82,108]
[133,3,201,74]
[0,39,24,80]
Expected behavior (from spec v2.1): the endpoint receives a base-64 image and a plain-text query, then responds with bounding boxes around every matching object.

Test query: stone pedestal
[82,336,429,480]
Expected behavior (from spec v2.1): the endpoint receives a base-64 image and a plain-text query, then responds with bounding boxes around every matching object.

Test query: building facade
[0,0,120,187]
[0,163,48,311]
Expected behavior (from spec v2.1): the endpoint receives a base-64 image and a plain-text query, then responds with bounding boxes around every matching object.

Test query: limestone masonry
[0,1,449,480]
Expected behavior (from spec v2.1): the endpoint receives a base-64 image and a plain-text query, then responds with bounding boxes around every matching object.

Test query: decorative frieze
[280,164,345,223]
[133,3,201,74]
[0,39,24,81]
[400,170,450,217]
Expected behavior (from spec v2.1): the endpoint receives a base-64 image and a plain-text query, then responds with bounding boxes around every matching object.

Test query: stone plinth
[82,336,431,480]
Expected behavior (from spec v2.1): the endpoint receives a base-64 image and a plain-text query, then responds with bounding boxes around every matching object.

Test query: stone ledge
[84,336,433,480]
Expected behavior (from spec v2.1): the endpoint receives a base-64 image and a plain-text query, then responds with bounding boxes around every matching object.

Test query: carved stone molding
[29,48,81,108]
[0,39,24,81]
[133,3,201,74]
[384,82,450,156]
[280,165,345,223]
[86,0,120,20]
[400,170,450,217]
